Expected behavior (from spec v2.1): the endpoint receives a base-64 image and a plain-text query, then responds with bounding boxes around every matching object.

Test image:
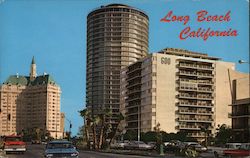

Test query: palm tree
[91,115,101,149]
[200,124,210,147]
[79,108,91,148]
[98,108,112,149]
[108,113,125,146]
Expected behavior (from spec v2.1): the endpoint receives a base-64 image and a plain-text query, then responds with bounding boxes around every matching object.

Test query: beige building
[86,4,149,125]
[121,48,249,141]
[0,57,64,138]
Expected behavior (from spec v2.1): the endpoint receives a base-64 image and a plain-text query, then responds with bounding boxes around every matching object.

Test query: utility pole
[66,117,72,141]
[138,105,140,141]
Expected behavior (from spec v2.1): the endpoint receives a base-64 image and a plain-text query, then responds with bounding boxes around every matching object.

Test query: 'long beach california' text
[160,10,237,41]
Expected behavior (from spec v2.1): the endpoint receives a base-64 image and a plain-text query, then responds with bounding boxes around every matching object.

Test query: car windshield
[5,137,22,141]
[47,142,74,149]
[239,144,250,150]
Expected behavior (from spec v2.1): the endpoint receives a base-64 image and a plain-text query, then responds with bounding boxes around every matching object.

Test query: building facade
[0,57,64,138]
[121,48,248,141]
[230,76,250,142]
[86,4,149,125]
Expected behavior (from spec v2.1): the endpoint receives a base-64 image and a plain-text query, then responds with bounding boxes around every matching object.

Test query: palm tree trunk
[92,124,97,149]
[84,119,90,149]
[98,126,104,149]
[109,122,120,146]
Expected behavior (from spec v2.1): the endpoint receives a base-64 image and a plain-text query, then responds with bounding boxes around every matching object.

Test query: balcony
[178,109,213,115]
[178,63,197,69]
[197,65,214,71]
[127,89,141,95]
[176,125,200,130]
[178,117,214,123]
[197,73,214,78]
[179,71,197,77]
[126,82,141,88]
[198,81,214,85]
[179,86,197,92]
[127,75,141,82]
[178,101,197,107]
[197,87,213,93]
[178,93,197,99]
[230,113,250,118]
[197,94,213,100]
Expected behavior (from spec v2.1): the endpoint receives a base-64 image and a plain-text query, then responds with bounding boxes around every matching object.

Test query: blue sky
[0,0,249,136]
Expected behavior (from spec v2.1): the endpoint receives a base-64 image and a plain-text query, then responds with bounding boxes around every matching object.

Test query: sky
[0,0,249,136]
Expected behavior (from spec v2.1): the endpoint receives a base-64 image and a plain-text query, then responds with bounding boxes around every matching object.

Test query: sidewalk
[85,149,178,157]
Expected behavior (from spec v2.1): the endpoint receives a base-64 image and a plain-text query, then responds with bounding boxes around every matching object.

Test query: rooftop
[158,48,221,61]
[2,74,57,86]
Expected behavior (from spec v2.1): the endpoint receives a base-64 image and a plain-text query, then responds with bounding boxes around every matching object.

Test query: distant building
[0,57,64,138]
[230,76,250,142]
[121,48,249,141]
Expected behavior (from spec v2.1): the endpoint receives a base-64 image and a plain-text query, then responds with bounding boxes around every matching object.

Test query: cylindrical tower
[86,4,149,124]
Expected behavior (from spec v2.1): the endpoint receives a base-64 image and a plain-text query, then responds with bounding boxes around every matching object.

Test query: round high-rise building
[86,4,149,124]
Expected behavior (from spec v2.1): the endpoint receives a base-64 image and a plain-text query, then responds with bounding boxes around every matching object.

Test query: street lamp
[238,60,249,64]
[65,117,72,141]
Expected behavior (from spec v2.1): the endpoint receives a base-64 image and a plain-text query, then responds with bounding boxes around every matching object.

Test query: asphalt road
[1,144,215,158]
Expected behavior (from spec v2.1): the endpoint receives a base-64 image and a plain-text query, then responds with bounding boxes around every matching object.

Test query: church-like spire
[31,56,35,64]
[30,56,37,81]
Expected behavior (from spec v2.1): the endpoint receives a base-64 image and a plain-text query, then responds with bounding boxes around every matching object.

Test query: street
[1,144,215,158]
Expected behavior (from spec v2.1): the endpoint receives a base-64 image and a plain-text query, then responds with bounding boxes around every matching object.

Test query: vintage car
[223,143,250,157]
[44,140,79,158]
[124,141,153,150]
[2,135,26,154]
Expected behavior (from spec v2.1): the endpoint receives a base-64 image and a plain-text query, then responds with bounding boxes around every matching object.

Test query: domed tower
[86,4,149,125]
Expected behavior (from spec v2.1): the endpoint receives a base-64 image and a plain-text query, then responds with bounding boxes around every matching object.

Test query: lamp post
[238,60,249,64]
[65,117,72,141]
[138,104,140,141]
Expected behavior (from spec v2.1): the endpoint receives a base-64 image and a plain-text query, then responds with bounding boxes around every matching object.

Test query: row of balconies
[179,78,214,85]
[179,63,214,70]
[178,117,214,122]
[179,93,213,100]
[177,109,213,115]
[179,86,213,93]
[176,125,201,130]
[179,101,213,107]
[178,71,214,78]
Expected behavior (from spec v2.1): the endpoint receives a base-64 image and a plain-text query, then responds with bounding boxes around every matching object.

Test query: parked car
[164,140,183,153]
[110,141,128,149]
[223,143,250,158]
[124,141,153,150]
[44,140,79,158]
[188,143,207,152]
[2,135,26,154]
[212,143,242,157]
[147,142,157,150]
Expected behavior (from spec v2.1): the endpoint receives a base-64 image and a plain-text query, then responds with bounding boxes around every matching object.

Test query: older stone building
[0,57,64,138]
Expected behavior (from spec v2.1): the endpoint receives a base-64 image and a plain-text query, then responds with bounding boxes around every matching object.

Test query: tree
[98,108,112,149]
[108,113,125,146]
[215,124,233,145]
[200,124,210,147]
[91,114,101,149]
[124,130,137,141]
[79,108,91,148]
